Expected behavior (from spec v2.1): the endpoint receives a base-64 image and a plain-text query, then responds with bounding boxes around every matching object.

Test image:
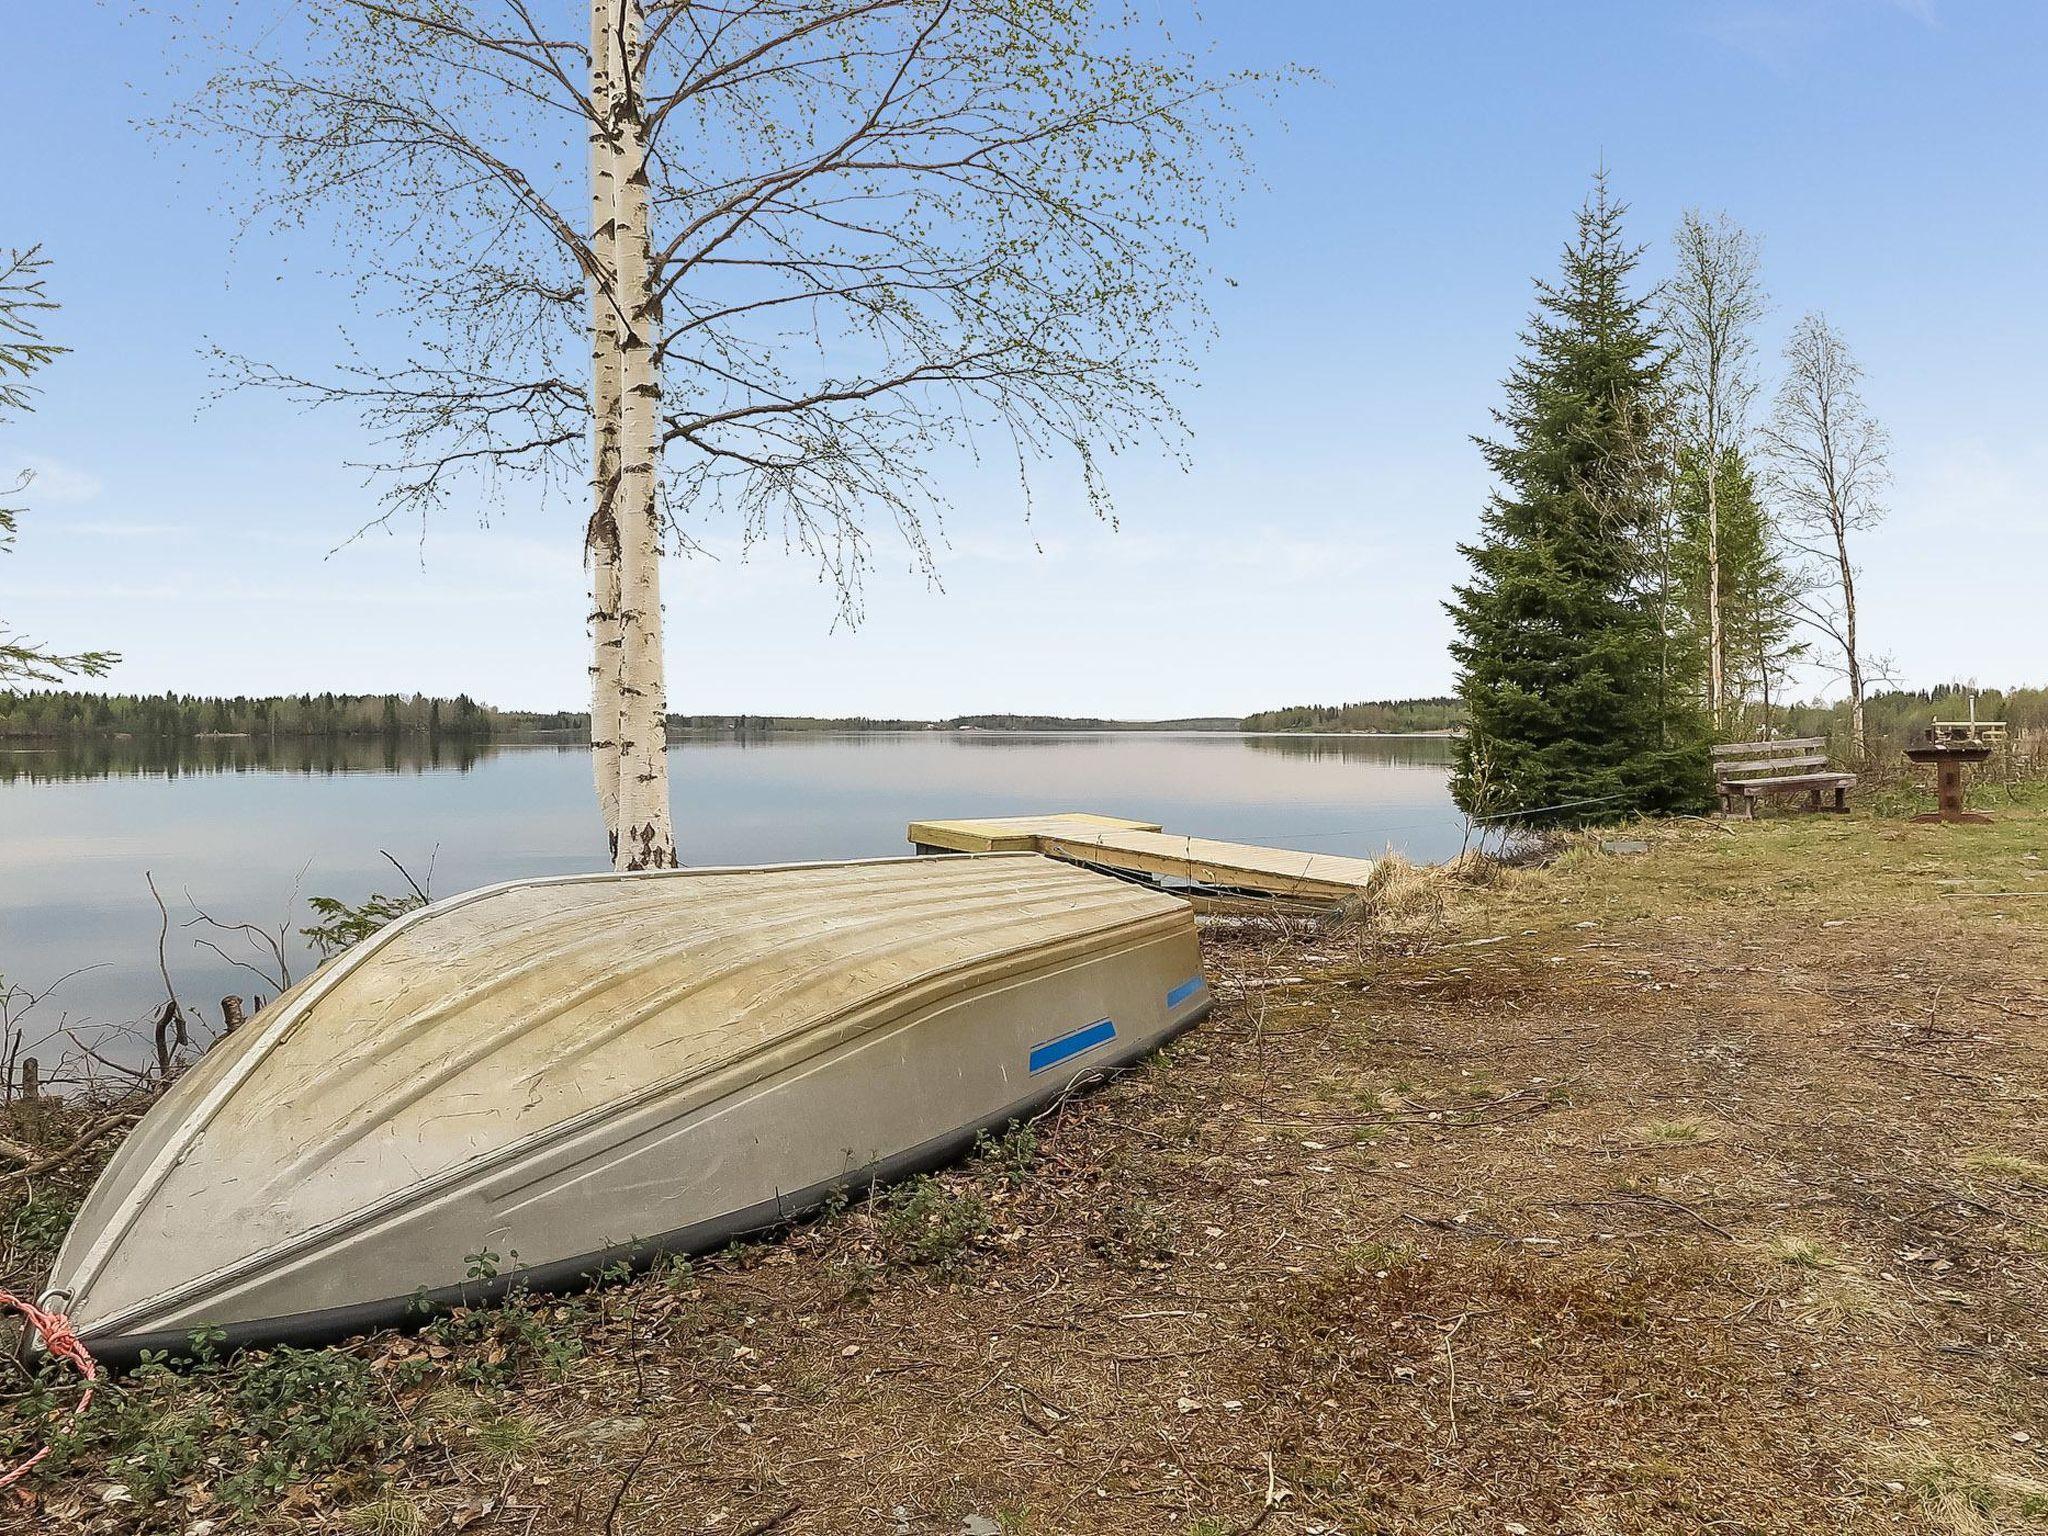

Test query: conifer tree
[1448,176,1711,824]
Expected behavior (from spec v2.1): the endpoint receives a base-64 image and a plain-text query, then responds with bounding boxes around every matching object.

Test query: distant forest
[1777,684,2047,752]
[0,690,500,740]
[1238,698,1466,734]
[947,714,1239,732]
[509,711,937,734]
[6,685,2035,749]
[1237,685,2047,750]
[0,696,1235,739]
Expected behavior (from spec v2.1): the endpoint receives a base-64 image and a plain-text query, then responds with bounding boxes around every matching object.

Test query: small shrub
[302,889,425,958]
[974,1120,1039,1188]
[422,1297,584,1387]
[32,1346,399,1515]
[1091,1193,1176,1268]
[653,1251,697,1292]
[876,1177,989,1277]
[9,1188,79,1260]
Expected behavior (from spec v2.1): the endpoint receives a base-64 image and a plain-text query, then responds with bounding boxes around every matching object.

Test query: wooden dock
[908,813,1379,915]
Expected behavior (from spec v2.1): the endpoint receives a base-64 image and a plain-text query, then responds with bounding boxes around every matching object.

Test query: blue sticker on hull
[1029,1017,1117,1074]
[1165,975,1206,1009]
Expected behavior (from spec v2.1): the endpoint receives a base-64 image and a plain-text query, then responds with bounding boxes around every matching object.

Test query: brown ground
[6,804,2048,1534]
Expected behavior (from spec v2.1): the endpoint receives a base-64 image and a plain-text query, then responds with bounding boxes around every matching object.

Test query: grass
[1960,1149,2048,1182]
[1885,1449,2048,1534]
[340,1497,425,1536]
[4,801,2047,1532]
[1763,1233,1841,1270]
[1639,1113,1718,1145]
[1792,1276,1899,1331]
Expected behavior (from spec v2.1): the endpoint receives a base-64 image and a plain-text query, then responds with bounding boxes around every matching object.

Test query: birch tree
[1671,444,1802,731]
[174,0,1270,870]
[1761,312,1889,752]
[1,246,116,684]
[1664,211,1766,729]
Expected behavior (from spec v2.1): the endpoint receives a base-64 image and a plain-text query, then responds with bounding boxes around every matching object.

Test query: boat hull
[44,855,1207,1363]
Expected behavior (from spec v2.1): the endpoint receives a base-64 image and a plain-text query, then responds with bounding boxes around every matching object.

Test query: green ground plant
[876,1176,990,1278]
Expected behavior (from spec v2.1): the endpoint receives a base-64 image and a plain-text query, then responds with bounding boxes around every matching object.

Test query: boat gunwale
[51,853,1189,1323]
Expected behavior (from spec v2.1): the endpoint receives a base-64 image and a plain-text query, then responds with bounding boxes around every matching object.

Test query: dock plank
[909,813,1377,906]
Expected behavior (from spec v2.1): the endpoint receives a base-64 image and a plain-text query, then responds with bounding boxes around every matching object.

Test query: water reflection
[0,733,505,783]
[1239,733,1457,766]
[1,728,1458,780]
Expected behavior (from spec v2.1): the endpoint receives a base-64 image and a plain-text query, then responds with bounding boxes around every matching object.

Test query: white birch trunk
[586,0,624,861]
[1705,410,1724,725]
[610,0,676,870]
[1838,528,1864,754]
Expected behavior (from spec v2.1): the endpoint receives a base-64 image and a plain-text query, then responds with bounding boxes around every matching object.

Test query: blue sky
[2,0,2042,718]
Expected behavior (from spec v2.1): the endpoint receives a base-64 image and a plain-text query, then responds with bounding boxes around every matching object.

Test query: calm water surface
[0,731,1456,1067]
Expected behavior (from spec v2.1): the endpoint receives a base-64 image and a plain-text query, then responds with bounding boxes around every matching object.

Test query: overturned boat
[44,854,1208,1363]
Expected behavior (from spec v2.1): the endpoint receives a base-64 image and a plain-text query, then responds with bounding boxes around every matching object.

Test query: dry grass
[339,1497,425,1536]
[1880,1448,2048,1535]
[1961,1149,2048,1183]
[1763,1233,1842,1270]
[6,804,2048,1533]
[1639,1113,1719,1145]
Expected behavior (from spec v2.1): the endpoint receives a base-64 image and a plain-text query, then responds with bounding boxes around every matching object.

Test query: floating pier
[908,813,1379,916]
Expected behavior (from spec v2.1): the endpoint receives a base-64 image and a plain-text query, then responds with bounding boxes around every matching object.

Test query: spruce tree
[1448,176,1712,824]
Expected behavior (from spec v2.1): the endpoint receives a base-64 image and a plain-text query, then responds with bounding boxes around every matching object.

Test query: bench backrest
[1710,737,1829,782]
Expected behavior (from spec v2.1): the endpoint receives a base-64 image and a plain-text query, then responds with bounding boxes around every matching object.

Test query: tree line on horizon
[1238,698,1464,734]
[0,690,498,741]
[1239,684,2047,751]
[8,683,2039,748]
[1450,175,1905,824]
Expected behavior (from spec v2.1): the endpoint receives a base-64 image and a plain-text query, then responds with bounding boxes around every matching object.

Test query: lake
[0,731,1458,1077]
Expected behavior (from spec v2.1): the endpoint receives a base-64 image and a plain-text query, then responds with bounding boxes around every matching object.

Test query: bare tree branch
[1760,311,1889,752]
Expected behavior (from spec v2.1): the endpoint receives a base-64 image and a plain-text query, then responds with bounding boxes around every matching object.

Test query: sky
[1,0,2043,720]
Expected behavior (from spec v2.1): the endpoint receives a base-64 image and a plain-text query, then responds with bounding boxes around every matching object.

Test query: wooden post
[18,1056,38,1101]
[1939,760,1964,819]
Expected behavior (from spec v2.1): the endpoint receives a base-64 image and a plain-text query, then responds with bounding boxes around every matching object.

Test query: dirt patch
[4,806,2047,1533]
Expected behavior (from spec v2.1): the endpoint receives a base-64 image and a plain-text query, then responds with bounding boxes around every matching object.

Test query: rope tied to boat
[0,1291,97,1491]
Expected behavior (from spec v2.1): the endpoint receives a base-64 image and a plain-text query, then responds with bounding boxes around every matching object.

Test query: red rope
[0,1292,97,1492]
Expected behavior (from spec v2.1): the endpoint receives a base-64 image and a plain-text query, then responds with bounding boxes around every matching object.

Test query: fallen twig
[1606,1189,1735,1241]
[602,1432,660,1536]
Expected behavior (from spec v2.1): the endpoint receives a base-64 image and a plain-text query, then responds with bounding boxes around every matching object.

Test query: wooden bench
[1711,737,1855,818]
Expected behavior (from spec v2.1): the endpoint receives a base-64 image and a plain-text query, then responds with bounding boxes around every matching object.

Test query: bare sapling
[1665,211,1767,729]
[1761,313,1889,756]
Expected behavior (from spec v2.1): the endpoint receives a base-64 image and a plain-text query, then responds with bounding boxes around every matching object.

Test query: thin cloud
[14,454,105,506]
[65,520,186,538]
[1697,0,1937,68]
